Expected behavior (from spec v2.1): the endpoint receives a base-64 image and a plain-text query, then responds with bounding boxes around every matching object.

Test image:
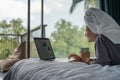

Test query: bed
[0,72,7,80]
[3,58,120,80]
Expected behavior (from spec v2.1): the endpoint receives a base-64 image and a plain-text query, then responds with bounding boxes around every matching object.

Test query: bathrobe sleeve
[94,34,120,66]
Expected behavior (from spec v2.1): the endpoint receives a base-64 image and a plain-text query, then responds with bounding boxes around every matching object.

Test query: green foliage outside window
[50,19,95,58]
[0,18,26,59]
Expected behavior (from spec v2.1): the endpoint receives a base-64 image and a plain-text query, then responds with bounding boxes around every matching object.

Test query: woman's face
[85,26,97,42]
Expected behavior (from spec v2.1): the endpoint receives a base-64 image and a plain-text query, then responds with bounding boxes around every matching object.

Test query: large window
[43,0,96,58]
[0,0,96,59]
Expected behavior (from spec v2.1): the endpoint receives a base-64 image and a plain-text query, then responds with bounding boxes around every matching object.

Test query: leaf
[70,0,84,13]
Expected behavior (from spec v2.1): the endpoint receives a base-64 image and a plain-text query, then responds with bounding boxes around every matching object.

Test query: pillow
[0,58,19,72]
[12,41,27,59]
[0,41,27,72]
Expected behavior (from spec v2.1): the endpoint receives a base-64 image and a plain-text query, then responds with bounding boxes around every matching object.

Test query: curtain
[100,0,120,25]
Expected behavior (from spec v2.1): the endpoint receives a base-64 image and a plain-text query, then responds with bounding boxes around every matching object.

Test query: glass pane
[44,0,95,58]
[0,0,27,59]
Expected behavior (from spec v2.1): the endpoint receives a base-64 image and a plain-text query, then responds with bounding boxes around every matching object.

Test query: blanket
[3,58,120,80]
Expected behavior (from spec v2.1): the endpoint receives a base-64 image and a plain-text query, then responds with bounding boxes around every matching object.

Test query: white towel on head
[84,7,120,44]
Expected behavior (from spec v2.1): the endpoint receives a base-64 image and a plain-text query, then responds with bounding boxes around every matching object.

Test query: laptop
[34,38,56,60]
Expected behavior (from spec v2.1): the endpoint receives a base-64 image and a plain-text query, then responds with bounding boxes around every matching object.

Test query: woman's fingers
[68,54,81,62]
[68,54,77,59]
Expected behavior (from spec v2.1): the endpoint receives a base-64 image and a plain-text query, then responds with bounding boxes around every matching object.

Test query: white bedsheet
[3,58,120,80]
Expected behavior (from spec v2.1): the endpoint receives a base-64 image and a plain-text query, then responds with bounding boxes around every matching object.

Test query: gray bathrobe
[94,34,120,66]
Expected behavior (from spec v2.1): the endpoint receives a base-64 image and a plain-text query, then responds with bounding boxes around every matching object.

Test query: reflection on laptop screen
[34,38,55,60]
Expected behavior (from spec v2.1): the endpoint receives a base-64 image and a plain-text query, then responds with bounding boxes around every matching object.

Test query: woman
[68,8,120,66]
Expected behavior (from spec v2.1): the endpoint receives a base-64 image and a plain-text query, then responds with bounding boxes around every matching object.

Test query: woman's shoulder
[96,34,114,44]
[97,34,108,39]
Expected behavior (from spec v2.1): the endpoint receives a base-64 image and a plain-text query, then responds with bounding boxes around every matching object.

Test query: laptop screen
[34,38,55,60]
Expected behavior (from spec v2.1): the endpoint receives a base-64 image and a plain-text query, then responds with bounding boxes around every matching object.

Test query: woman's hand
[80,52,90,62]
[80,52,93,64]
[68,54,81,62]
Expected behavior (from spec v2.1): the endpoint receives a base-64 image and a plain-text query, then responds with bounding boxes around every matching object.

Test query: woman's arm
[68,54,82,62]
[83,58,94,64]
